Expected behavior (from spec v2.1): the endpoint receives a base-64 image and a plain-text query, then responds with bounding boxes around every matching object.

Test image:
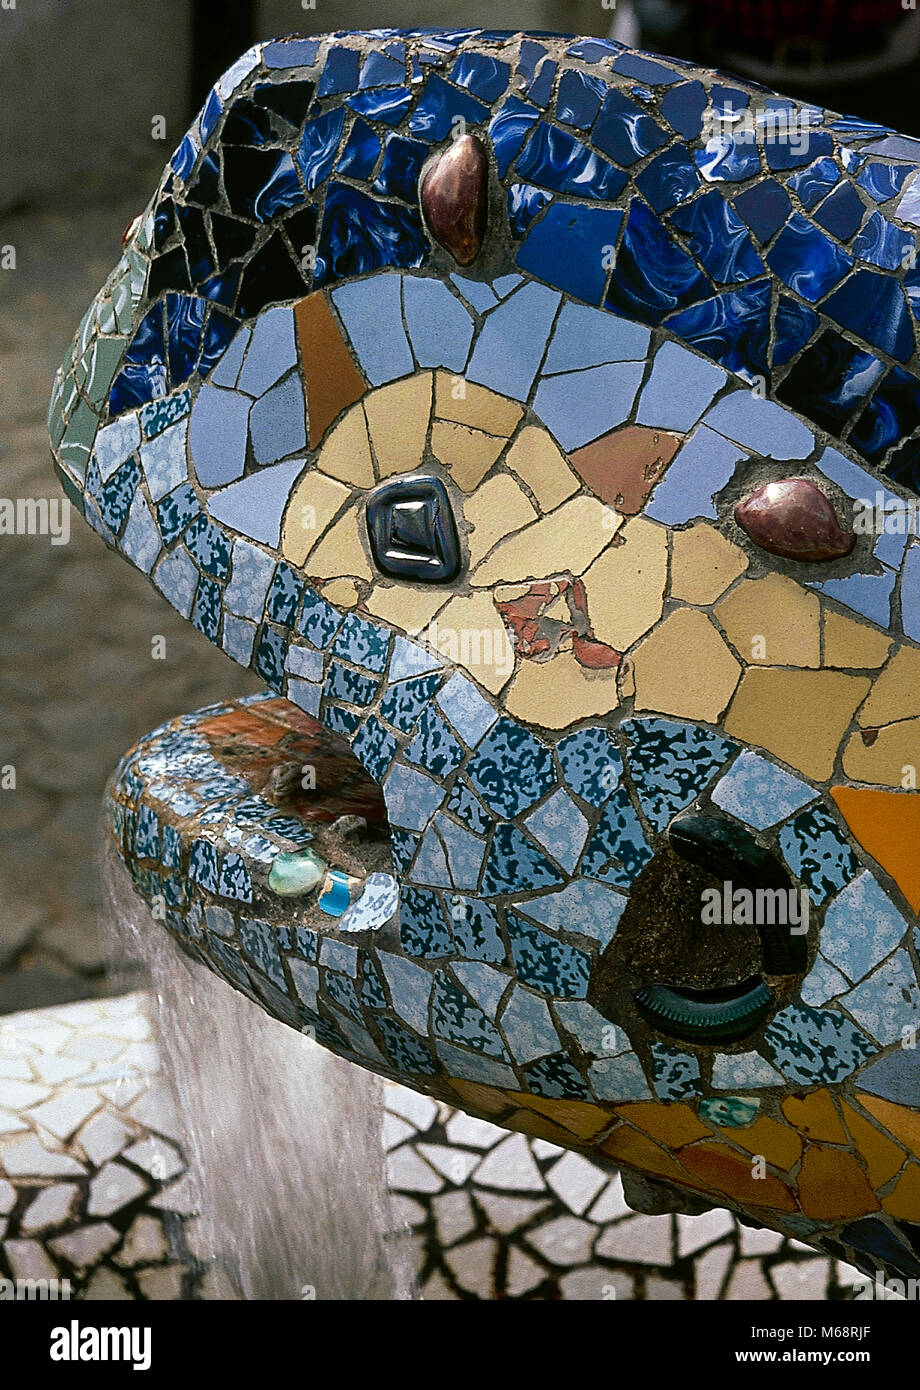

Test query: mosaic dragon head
[49,29,920,1280]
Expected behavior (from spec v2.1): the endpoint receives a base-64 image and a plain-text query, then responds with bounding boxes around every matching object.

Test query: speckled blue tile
[839,952,920,1045]
[764,1003,875,1083]
[711,751,816,831]
[820,873,907,984]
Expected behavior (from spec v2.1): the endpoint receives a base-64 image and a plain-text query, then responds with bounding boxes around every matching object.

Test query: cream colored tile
[429,590,515,694]
[364,583,449,634]
[715,574,821,667]
[823,611,892,670]
[464,474,538,568]
[582,518,668,652]
[318,405,375,487]
[471,497,621,586]
[430,421,505,491]
[434,372,523,436]
[302,507,372,581]
[364,374,432,478]
[670,523,748,604]
[505,426,580,512]
[843,719,920,786]
[505,651,619,728]
[857,645,920,726]
[724,669,871,781]
[282,471,351,567]
[632,609,742,723]
[321,578,361,609]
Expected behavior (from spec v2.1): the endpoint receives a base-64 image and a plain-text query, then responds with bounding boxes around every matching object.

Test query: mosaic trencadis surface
[47,29,920,1283]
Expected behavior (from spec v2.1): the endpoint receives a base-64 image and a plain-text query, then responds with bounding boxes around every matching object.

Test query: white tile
[432,1190,476,1246]
[87,1161,148,1217]
[725,1259,773,1300]
[505,1246,546,1296]
[444,1236,497,1298]
[114,1214,169,1267]
[49,1222,121,1268]
[21,1183,79,1232]
[26,1089,101,1141]
[382,1113,415,1151]
[0,1077,52,1109]
[561,1265,631,1301]
[78,1110,132,1167]
[0,1179,15,1215]
[3,1238,59,1282]
[472,1133,545,1192]
[82,1268,132,1300]
[2,1135,86,1178]
[545,1151,607,1216]
[772,1259,832,1301]
[678,1208,735,1257]
[694,1242,734,1300]
[526,1215,596,1267]
[739,1224,784,1256]
[475,1191,549,1234]
[122,1137,184,1181]
[137,1265,185,1300]
[416,1143,480,1185]
[444,1112,506,1149]
[595,1212,673,1266]
[386,1145,444,1194]
[383,1084,439,1131]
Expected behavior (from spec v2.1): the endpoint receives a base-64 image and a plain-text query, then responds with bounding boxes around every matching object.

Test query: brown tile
[857,1093,920,1153]
[724,1116,802,1171]
[600,1125,692,1184]
[511,1092,614,1141]
[569,424,682,513]
[294,292,367,448]
[677,1141,797,1211]
[797,1144,878,1221]
[781,1089,847,1144]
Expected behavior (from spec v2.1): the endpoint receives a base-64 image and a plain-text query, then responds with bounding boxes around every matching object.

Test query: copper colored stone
[734,478,855,562]
[421,134,488,266]
[294,292,367,448]
[573,635,621,669]
[568,426,683,513]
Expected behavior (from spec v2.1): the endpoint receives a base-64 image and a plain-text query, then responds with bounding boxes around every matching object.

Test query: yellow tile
[618,659,636,699]
[430,421,505,492]
[842,719,920,786]
[363,373,432,478]
[841,1101,906,1189]
[823,611,892,670]
[301,507,372,581]
[464,473,537,568]
[505,650,619,728]
[857,1093,920,1154]
[582,518,668,651]
[448,1078,512,1118]
[670,523,748,604]
[614,1101,711,1148]
[320,579,361,609]
[434,371,523,436]
[632,609,742,723]
[723,1116,802,1171]
[508,1091,614,1141]
[724,669,870,781]
[781,1089,847,1144]
[364,582,449,634]
[881,1162,920,1220]
[430,590,514,694]
[600,1125,693,1185]
[678,1141,797,1211]
[317,405,375,488]
[470,496,621,586]
[505,425,580,512]
[506,1107,588,1146]
[797,1144,878,1221]
[857,645,920,727]
[715,574,821,667]
[282,471,351,567]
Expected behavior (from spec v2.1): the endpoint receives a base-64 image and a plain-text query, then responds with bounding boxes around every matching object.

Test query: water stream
[99,831,416,1301]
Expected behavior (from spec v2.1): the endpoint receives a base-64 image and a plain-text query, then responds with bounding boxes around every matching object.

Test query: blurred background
[0,0,918,1006]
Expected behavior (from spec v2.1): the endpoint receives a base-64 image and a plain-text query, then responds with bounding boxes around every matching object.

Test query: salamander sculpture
[49,29,920,1284]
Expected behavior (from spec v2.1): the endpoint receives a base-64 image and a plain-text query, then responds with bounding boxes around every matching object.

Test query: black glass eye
[366,475,461,583]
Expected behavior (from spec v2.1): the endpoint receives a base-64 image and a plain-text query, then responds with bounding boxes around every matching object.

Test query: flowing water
[99,830,416,1301]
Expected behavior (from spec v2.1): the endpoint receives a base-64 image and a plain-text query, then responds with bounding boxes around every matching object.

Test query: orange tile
[781,1089,848,1144]
[797,1143,879,1221]
[881,1162,920,1221]
[294,292,366,448]
[508,1091,614,1141]
[506,1108,588,1147]
[614,1101,712,1148]
[600,1124,691,1185]
[723,1117,803,1171]
[678,1141,797,1211]
[857,1094,920,1156]
[841,1102,906,1189]
[448,1078,512,1118]
[830,786,920,913]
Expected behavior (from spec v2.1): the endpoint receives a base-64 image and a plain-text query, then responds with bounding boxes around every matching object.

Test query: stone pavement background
[0,159,261,1013]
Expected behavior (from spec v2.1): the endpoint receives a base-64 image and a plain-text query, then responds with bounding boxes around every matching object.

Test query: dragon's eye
[366,475,461,583]
[734,477,855,562]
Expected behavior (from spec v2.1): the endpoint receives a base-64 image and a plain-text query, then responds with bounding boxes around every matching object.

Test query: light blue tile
[710,1052,784,1088]
[494,274,523,297]
[466,280,561,402]
[645,426,746,524]
[903,544,920,642]
[434,1040,517,1088]
[378,950,432,1033]
[153,546,198,617]
[388,634,443,682]
[287,678,321,716]
[542,301,651,374]
[703,390,814,459]
[435,673,498,746]
[94,412,141,482]
[402,276,474,372]
[636,341,726,431]
[814,445,880,501]
[451,961,510,1016]
[338,873,399,932]
[500,986,560,1063]
[554,1000,623,1057]
[237,307,297,397]
[249,373,306,465]
[412,826,453,886]
[222,613,257,664]
[588,1054,651,1100]
[333,274,413,385]
[189,384,250,487]
[383,763,446,830]
[800,952,849,1008]
[515,880,626,949]
[119,494,160,573]
[211,325,251,389]
[840,950,920,1045]
[710,750,816,830]
[821,872,909,983]
[206,459,304,548]
[224,538,276,619]
[286,644,323,680]
[140,418,188,501]
[450,274,498,313]
[434,814,485,890]
[808,569,895,627]
[524,790,588,875]
[320,937,358,975]
[532,361,645,450]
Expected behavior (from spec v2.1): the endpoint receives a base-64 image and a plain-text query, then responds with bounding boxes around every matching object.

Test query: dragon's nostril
[734,477,855,562]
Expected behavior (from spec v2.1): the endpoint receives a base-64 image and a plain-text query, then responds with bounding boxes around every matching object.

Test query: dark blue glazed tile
[787,156,841,211]
[405,706,465,777]
[772,294,819,366]
[507,182,551,239]
[660,79,707,140]
[372,134,428,201]
[331,611,390,673]
[488,97,541,179]
[517,38,547,83]
[857,160,911,203]
[853,211,915,270]
[524,1053,590,1099]
[252,79,316,129]
[398,886,453,957]
[709,82,749,113]
[776,331,886,435]
[197,307,238,376]
[506,914,591,998]
[221,97,277,147]
[192,575,222,640]
[157,482,200,544]
[223,147,302,223]
[610,52,678,85]
[670,190,764,283]
[377,1015,438,1072]
[666,280,772,384]
[178,204,214,280]
[378,672,442,732]
[255,627,287,686]
[777,804,861,905]
[147,245,192,299]
[467,718,556,818]
[450,50,510,102]
[318,45,361,97]
[185,151,221,208]
[556,68,606,129]
[347,87,413,126]
[264,37,320,70]
[446,781,492,837]
[336,117,381,179]
[850,366,920,462]
[626,720,735,832]
[165,293,207,386]
[408,73,488,140]
[198,85,223,144]
[323,706,360,738]
[886,436,920,494]
[696,133,761,183]
[766,213,854,302]
[604,198,710,326]
[592,89,668,167]
[581,785,652,887]
[265,562,301,625]
[315,183,427,284]
[432,970,509,1057]
[556,728,623,809]
[448,896,504,963]
[153,200,176,252]
[814,181,866,241]
[566,37,623,62]
[297,589,342,648]
[517,201,623,304]
[516,123,626,201]
[110,304,168,413]
[209,211,256,265]
[170,133,198,182]
[765,129,834,171]
[525,58,557,108]
[351,714,398,782]
[822,268,915,362]
[185,514,231,579]
[635,143,702,212]
[732,178,791,243]
[296,108,347,192]
[358,49,404,87]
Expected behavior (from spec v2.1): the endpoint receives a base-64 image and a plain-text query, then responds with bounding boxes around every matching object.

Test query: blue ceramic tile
[388,634,442,683]
[733,178,791,243]
[516,202,623,305]
[500,986,560,1063]
[397,886,452,958]
[650,1044,700,1100]
[776,332,885,435]
[120,495,162,573]
[611,52,678,85]
[765,129,834,172]
[635,340,725,431]
[411,828,452,887]
[236,307,297,397]
[153,546,198,617]
[853,211,915,271]
[896,176,920,227]
[764,1003,875,1084]
[516,123,627,202]
[666,280,772,385]
[660,79,707,140]
[581,784,652,888]
[450,50,510,102]
[333,274,413,385]
[822,873,908,984]
[379,672,442,733]
[841,951,920,1045]
[517,39,547,83]
[592,88,667,166]
[376,951,431,1032]
[772,295,819,366]
[316,182,427,284]
[481,823,564,893]
[506,914,591,998]
[516,880,626,950]
[224,538,275,619]
[807,569,896,627]
[626,719,735,833]
[766,213,854,302]
[185,514,230,578]
[814,181,866,241]
[94,413,142,482]
[432,970,509,1057]
[589,1054,652,1100]
[507,182,552,239]
[467,717,555,818]
[850,365,920,465]
[857,160,910,203]
[466,280,561,402]
[249,373,306,464]
[554,68,605,129]
[336,117,381,179]
[711,751,816,830]
[696,133,761,183]
[532,361,644,451]
[901,545,920,642]
[285,644,323,680]
[448,897,505,964]
[856,1046,920,1107]
[800,953,850,1008]
[408,73,488,140]
[543,301,649,375]
[383,762,446,831]
[703,390,814,459]
[645,426,746,524]
[446,781,492,837]
[402,275,474,372]
[525,58,557,108]
[405,705,465,777]
[822,268,914,362]
[189,384,249,487]
[433,815,485,890]
[488,96,541,179]
[449,274,497,313]
[205,459,303,548]
[222,614,257,664]
[636,143,702,213]
[358,50,404,88]
[778,804,861,906]
[524,790,588,875]
[787,156,841,211]
[372,134,428,201]
[318,45,360,97]
[670,190,764,283]
[350,714,398,781]
[604,198,710,326]
[264,37,320,70]
[556,726,622,808]
[523,1053,590,1099]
